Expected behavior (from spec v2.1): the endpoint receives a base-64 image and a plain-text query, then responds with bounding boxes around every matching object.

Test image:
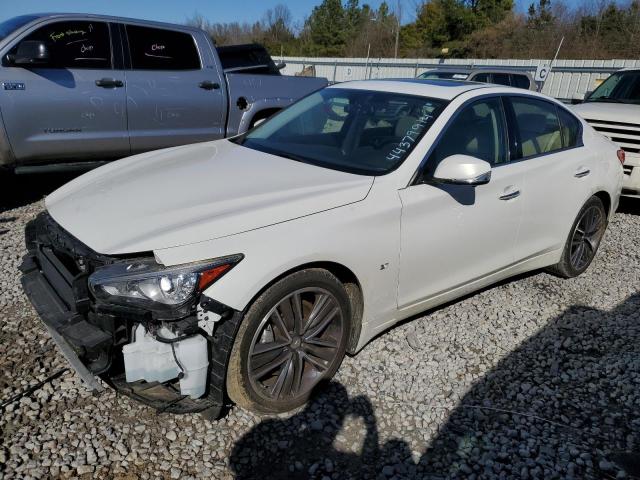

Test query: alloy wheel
[570,204,606,271]
[247,288,344,402]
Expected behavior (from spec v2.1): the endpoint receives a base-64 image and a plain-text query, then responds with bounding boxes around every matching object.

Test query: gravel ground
[1,175,639,480]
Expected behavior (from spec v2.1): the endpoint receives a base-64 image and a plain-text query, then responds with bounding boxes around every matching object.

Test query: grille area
[585,118,640,154]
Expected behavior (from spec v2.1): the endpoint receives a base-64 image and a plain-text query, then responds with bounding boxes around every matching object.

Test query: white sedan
[21,80,623,416]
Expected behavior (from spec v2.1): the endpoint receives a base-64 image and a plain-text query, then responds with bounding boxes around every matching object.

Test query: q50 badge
[2,82,25,90]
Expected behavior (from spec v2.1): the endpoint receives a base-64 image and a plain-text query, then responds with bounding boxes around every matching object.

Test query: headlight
[88,254,242,315]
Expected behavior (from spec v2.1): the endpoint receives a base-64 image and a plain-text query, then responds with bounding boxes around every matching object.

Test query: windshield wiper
[588,96,624,103]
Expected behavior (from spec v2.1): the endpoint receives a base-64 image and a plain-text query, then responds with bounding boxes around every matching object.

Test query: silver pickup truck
[0,14,327,173]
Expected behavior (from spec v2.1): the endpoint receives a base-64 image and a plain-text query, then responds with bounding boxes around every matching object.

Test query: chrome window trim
[409,92,586,185]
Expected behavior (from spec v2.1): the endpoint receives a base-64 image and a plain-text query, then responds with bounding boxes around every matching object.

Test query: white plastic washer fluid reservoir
[122,324,209,399]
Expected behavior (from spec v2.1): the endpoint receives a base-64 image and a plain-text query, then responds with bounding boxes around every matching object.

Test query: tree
[304,0,348,56]
[262,4,295,52]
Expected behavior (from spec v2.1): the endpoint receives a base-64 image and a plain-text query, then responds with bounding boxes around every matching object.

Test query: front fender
[235,98,293,135]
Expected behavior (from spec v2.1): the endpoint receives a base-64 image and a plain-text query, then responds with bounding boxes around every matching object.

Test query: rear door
[505,96,594,258]
[0,20,129,164]
[122,24,226,153]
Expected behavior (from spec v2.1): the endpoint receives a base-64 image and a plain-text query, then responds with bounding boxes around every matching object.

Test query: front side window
[12,21,111,69]
[509,97,563,159]
[126,25,200,70]
[425,97,507,176]
[586,71,640,104]
[235,88,447,175]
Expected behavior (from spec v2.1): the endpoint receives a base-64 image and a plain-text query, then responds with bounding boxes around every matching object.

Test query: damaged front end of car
[19,212,243,417]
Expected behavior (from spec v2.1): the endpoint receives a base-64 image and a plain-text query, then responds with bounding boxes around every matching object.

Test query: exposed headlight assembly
[88,254,242,318]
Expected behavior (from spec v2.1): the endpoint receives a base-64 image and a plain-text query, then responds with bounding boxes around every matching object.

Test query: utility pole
[394,0,402,59]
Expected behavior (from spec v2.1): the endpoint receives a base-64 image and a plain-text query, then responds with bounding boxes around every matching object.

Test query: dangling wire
[170,343,185,380]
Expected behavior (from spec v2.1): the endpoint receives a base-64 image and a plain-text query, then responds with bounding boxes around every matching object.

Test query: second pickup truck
[0,13,327,173]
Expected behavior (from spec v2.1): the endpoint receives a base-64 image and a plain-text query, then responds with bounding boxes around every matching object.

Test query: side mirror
[571,91,586,105]
[431,154,492,186]
[14,41,49,66]
[276,62,286,71]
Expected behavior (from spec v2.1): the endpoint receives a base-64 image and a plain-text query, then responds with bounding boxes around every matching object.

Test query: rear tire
[227,269,351,414]
[548,196,607,278]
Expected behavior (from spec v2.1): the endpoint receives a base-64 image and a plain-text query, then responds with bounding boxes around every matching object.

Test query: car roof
[330,79,492,100]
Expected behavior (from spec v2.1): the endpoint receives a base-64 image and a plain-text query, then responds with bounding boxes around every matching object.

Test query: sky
[0,0,585,28]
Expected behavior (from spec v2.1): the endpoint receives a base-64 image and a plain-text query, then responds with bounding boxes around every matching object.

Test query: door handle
[95,78,124,88]
[499,189,521,201]
[574,168,590,178]
[199,80,220,90]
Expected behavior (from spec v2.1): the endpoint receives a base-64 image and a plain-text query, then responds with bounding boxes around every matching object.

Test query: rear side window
[126,25,200,70]
[509,97,563,159]
[472,73,490,83]
[15,21,111,69]
[492,73,511,86]
[557,107,581,148]
[511,74,531,89]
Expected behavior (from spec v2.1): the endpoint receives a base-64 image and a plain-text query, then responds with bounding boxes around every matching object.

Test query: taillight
[617,149,626,165]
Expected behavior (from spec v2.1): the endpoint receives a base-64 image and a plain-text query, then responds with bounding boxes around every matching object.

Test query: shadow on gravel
[231,294,640,479]
[230,382,414,480]
[618,196,640,216]
[0,171,81,212]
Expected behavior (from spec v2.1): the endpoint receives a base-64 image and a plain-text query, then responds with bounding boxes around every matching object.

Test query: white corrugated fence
[280,57,640,100]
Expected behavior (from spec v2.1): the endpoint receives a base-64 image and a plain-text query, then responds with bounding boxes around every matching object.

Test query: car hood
[571,102,640,123]
[46,140,373,254]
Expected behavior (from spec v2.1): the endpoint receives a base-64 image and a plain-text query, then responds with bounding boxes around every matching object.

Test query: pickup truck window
[216,44,280,75]
[11,21,111,69]
[235,88,446,176]
[125,25,200,70]
[586,71,640,104]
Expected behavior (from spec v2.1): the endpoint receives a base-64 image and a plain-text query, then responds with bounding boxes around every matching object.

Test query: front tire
[227,269,351,414]
[549,196,607,278]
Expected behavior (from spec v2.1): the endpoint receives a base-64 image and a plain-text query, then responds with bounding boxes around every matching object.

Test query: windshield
[419,71,469,80]
[586,71,640,104]
[234,88,446,175]
[0,15,40,42]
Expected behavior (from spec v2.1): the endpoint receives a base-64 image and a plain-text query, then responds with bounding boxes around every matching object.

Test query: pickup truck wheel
[227,269,351,414]
[548,196,607,278]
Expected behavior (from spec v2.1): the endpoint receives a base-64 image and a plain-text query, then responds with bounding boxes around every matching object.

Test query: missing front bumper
[20,264,105,393]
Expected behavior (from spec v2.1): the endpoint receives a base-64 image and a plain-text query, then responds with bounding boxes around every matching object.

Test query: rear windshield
[419,71,469,80]
[0,15,40,42]
[216,44,279,74]
[234,88,447,176]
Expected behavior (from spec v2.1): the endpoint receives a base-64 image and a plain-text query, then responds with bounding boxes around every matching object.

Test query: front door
[397,97,524,310]
[0,20,129,164]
